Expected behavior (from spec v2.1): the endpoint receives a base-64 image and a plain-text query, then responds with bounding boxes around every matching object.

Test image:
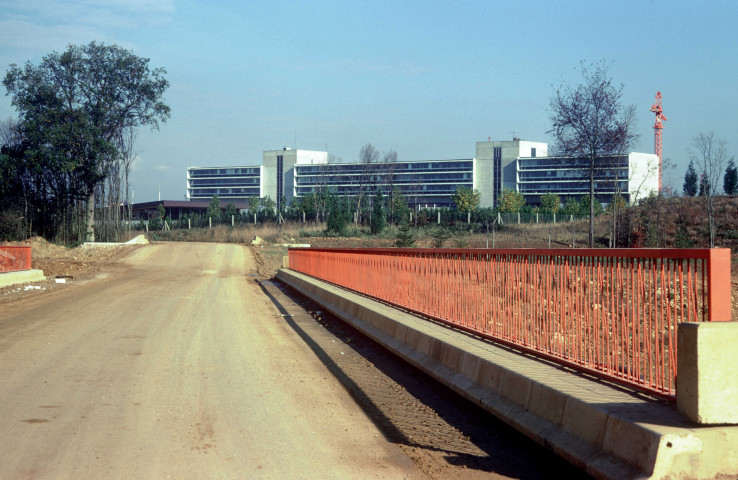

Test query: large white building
[186,138,658,208]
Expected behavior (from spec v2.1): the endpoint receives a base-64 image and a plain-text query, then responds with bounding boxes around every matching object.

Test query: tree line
[0,42,169,243]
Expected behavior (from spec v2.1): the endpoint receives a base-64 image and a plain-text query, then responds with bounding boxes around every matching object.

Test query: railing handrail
[289,246,721,260]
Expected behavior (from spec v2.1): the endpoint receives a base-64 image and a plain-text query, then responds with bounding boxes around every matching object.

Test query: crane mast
[650,91,667,191]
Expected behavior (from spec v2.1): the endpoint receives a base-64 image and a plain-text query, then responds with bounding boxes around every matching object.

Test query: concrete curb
[277,268,738,480]
[0,269,46,288]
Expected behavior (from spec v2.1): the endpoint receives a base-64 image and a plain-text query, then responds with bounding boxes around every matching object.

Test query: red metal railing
[288,247,732,399]
[0,246,32,273]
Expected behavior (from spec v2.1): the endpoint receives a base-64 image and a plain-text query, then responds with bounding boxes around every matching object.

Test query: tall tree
[496,188,525,213]
[3,41,170,241]
[724,158,738,195]
[370,188,386,234]
[689,133,730,247]
[683,160,698,196]
[548,60,637,247]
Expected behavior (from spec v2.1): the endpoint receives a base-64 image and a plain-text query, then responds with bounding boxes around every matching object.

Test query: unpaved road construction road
[0,242,589,479]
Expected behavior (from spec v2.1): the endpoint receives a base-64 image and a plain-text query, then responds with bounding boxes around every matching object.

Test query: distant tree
[538,193,560,214]
[724,158,738,195]
[394,221,415,247]
[683,160,698,196]
[496,188,525,213]
[207,195,221,222]
[548,60,637,247]
[452,186,481,214]
[355,144,379,224]
[326,195,349,235]
[390,186,410,224]
[578,195,603,216]
[561,197,580,216]
[224,203,238,224]
[606,194,627,214]
[698,175,710,196]
[689,133,731,247]
[370,188,386,234]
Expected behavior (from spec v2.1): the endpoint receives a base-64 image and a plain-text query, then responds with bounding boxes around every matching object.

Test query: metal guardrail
[287,247,732,399]
[0,246,32,273]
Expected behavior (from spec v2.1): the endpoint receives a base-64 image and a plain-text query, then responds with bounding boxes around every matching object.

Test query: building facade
[186,139,658,209]
[186,166,261,203]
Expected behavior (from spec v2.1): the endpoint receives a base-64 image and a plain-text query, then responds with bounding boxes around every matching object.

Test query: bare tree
[688,133,731,247]
[355,144,379,224]
[117,126,138,235]
[549,60,638,247]
[381,150,398,223]
[0,117,20,146]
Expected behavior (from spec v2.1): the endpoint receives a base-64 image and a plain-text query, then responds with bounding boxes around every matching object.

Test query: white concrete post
[209,217,212,228]
[188,218,191,229]
[231,215,234,227]
[438,211,441,225]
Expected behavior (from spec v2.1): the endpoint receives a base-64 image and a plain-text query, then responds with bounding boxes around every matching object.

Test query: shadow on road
[257,278,592,480]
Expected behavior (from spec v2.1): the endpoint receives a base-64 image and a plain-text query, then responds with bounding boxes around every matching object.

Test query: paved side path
[0,243,422,479]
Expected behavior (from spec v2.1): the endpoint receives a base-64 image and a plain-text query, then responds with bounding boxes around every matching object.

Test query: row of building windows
[189,167,260,177]
[189,178,260,187]
[294,161,473,176]
[189,187,261,197]
[518,181,628,193]
[295,172,472,186]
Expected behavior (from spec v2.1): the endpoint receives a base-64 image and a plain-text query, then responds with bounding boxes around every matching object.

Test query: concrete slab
[0,269,46,288]
[276,268,738,480]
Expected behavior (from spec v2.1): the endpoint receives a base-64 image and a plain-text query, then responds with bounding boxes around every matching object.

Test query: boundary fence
[0,246,32,273]
[288,247,732,399]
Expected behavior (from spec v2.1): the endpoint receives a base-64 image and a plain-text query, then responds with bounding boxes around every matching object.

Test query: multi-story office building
[186,138,658,209]
[292,158,474,208]
[186,166,261,202]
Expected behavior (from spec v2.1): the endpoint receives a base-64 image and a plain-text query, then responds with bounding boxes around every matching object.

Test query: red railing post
[707,249,732,322]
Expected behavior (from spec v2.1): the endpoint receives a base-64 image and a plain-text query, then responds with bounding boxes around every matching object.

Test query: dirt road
[0,243,424,479]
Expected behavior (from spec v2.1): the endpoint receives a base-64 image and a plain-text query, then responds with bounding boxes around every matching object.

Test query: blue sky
[1,0,736,202]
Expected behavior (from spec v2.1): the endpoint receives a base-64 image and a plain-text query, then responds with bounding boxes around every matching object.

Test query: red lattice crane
[650,91,667,191]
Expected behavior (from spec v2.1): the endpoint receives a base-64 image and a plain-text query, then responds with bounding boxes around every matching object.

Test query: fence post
[303,211,305,223]
[468,211,471,224]
[188,218,191,229]
[254,213,257,225]
[232,215,235,227]
[517,212,520,224]
[209,217,212,228]
[707,249,732,322]
[554,213,556,224]
[536,212,539,223]
[438,211,441,225]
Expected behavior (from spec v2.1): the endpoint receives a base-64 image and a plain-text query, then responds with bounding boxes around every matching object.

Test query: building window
[531,148,536,158]
[493,147,502,205]
[277,155,283,210]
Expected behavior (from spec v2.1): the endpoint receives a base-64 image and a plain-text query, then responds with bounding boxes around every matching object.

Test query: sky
[1,0,737,202]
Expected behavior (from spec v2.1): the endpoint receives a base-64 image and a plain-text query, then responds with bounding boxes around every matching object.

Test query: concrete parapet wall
[277,268,738,480]
[0,269,46,288]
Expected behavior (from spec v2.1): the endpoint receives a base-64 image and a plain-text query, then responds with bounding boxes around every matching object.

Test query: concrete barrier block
[601,415,660,473]
[439,342,462,371]
[498,370,533,409]
[528,382,566,426]
[677,321,738,424]
[458,351,482,380]
[561,397,607,448]
[476,359,504,391]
